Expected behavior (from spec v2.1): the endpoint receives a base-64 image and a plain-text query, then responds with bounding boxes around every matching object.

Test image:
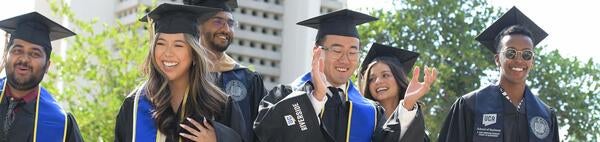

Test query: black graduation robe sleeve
[214,97,247,142]
[249,73,267,123]
[65,113,84,142]
[437,97,474,142]
[550,108,559,142]
[253,84,292,128]
[181,115,244,142]
[114,95,135,142]
[253,91,329,142]
[373,103,429,142]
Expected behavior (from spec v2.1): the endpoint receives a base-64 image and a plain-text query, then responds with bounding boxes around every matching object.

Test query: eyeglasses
[319,46,360,61]
[501,49,534,60]
[209,17,237,29]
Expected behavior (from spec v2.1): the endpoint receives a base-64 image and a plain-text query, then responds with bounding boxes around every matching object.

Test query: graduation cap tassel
[1,32,8,72]
[147,18,155,41]
[3,32,8,48]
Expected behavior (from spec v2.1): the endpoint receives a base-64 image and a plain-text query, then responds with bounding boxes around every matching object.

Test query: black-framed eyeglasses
[209,17,238,29]
[501,49,534,60]
[319,46,359,61]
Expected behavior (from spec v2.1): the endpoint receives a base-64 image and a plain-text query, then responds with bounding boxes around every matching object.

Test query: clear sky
[347,0,600,63]
[1,0,598,63]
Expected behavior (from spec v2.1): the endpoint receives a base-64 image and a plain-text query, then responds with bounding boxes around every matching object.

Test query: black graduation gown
[0,95,83,142]
[373,103,429,142]
[253,83,385,142]
[214,65,267,142]
[437,87,559,142]
[114,93,246,142]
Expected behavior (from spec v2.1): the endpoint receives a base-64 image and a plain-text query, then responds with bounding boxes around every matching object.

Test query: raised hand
[179,117,216,142]
[403,66,437,110]
[311,47,328,101]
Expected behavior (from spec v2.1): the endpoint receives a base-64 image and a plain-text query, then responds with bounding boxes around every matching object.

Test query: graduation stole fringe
[291,72,377,142]
[0,78,67,142]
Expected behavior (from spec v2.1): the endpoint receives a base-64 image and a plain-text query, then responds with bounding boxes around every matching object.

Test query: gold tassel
[147,18,155,41]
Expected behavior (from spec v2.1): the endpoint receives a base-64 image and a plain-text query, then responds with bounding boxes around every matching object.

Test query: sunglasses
[501,49,534,60]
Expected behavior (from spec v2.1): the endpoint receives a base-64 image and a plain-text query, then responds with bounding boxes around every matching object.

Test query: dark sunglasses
[501,49,534,60]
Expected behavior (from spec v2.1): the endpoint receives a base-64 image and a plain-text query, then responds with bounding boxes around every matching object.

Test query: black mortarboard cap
[360,43,419,75]
[0,12,75,50]
[183,0,238,12]
[140,3,220,37]
[297,9,378,41]
[475,6,548,53]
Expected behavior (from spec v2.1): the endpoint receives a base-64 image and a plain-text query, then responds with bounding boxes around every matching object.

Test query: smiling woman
[358,43,434,142]
[113,3,247,142]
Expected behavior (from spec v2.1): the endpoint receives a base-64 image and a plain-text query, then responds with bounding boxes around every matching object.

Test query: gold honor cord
[0,81,67,142]
[178,87,190,142]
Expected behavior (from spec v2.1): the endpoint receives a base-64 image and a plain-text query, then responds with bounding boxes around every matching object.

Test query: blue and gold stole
[132,86,189,142]
[290,72,377,142]
[0,78,68,142]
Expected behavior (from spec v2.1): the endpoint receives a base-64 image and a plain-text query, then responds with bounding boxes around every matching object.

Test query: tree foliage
[41,0,151,141]
[358,0,600,141]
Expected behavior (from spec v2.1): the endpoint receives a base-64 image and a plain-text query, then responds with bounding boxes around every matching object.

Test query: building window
[239,24,246,30]
[252,10,257,17]
[238,40,245,46]
[271,61,277,67]
[262,28,267,34]
[249,58,255,63]
[250,41,255,48]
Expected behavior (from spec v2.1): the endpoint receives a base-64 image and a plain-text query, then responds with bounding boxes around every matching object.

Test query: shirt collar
[5,86,39,103]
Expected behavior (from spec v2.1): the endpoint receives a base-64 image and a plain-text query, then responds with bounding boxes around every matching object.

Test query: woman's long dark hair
[359,56,410,102]
[142,33,227,136]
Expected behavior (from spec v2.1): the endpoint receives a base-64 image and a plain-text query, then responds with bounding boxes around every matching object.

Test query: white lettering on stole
[292,103,308,131]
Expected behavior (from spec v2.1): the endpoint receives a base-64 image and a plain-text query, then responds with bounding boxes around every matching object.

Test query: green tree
[40,0,153,141]
[357,0,600,141]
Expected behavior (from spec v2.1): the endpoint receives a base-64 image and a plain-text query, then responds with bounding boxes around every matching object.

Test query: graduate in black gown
[113,3,245,142]
[253,9,381,142]
[437,7,559,142]
[358,43,436,142]
[0,12,83,142]
[183,1,266,141]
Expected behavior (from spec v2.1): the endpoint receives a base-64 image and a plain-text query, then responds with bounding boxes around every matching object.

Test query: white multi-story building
[25,0,347,88]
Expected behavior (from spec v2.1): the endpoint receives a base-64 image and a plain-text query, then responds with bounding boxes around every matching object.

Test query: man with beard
[0,12,83,142]
[183,0,266,141]
[438,7,559,142]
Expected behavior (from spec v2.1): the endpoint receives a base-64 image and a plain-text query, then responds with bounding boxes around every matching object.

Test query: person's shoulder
[267,84,293,99]
[461,84,496,101]
[530,94,557,114]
